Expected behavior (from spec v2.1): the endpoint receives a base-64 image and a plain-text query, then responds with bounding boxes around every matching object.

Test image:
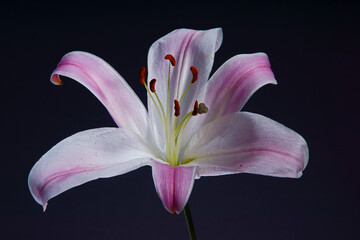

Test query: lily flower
[28,28,308,214]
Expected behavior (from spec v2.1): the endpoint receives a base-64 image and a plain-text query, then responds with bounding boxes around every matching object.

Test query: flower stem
[184,203,197,240]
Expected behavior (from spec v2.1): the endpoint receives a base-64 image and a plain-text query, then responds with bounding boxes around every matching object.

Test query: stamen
[139,69,166,135]
[150,78,156,93]
[179,67,199,104]
[51,75,63,85]
[198,103,208,114]
[139,67,146,85]
[165,54,176,66]
[190,66,198,83]
[192,101,199,116]
[146,55,205,166]
[174,99,180,117]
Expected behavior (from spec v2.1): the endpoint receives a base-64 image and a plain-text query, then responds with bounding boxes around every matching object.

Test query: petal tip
[42,202,48,212]
[51,74,63,85]
[151,160,196,214]
[210,27,223,51]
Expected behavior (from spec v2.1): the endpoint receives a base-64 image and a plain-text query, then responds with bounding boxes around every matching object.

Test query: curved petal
[182,53,276,147]
[183,112,308,178]
[147,28,223,148]
[204,53,276,120]
[51,51,149,136]
[151,160,197,214]
[28,128,152,210]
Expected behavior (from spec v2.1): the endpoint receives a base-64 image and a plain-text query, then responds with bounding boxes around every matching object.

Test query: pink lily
[28,28,308,214]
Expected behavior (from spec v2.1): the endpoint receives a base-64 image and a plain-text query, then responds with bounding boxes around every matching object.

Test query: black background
[1,1,359,239]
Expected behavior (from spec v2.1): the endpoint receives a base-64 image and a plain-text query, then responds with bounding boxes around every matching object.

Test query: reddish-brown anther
[165,54,176,66]
[139,67,146,85]
[150,79,157,93]
[190,66,198,83]
[192,100,199,116]
[174,99,180,117]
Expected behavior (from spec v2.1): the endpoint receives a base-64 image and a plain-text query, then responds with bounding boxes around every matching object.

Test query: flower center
[140,54,208,166]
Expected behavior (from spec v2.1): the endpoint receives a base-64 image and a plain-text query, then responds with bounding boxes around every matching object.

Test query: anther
[174,99,180,117]
[190,66,198,83]
[192,101,199,116]
[150,79,156,93]
[51,75,63,85]
[198,103,208,114]
[165,54,176,66]
[139,67,146,85]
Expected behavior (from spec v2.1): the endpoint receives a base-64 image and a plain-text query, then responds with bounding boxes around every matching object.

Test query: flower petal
[28,128,152,210]
[182,53,277,147]
[147,28,223,147]
[205,53,276,118]
[51,51,148,136]
[151,160,197,214]
[183,112,308,178]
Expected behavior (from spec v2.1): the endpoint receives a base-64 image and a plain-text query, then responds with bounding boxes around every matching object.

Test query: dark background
[1,0,359,239]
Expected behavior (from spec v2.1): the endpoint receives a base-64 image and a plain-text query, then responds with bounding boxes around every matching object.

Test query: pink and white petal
[151,160,197,214]
[181,53,276,147]
[147,28,223,140]
[28,128,153,210]
[205,52,276,123]
[51,51,148,136]
[183,112,308,178]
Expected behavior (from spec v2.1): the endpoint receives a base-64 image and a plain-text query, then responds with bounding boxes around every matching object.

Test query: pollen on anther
[165,54,176,66]
[192,100,199,116]
[174,99,180,117]
[150,79,156,93]
[139,67,146,85]
[190,66,198,83]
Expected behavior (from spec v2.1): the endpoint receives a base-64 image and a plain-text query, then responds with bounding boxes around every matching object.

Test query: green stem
[184,203,197,240]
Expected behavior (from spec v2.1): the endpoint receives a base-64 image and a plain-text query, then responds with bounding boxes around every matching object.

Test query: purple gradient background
[1,1,359,239]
